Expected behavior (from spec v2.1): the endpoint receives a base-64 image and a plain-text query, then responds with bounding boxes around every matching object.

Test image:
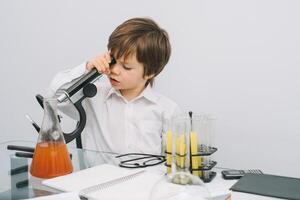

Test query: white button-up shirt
[49,63,181,154]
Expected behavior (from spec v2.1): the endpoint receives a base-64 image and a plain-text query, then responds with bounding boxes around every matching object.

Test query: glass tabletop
[0,141,235,200]
[0,140,120,200]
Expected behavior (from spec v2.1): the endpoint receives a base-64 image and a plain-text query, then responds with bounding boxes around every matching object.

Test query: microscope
[36,58,116,148]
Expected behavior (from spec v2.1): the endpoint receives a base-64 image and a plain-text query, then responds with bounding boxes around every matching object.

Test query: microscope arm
[35,83,97,148]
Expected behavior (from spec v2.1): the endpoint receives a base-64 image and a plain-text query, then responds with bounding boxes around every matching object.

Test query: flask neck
[38,98,64,143]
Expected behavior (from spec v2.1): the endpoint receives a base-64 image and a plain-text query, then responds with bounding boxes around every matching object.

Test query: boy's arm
[48,63,87,97]
[49,52,112,98]
[47,63,88,120]
[47,52,112,120]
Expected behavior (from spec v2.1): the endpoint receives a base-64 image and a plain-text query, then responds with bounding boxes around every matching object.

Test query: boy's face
[108,53,153,100]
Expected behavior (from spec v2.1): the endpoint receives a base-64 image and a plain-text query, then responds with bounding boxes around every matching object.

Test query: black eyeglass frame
[115,153,166,168]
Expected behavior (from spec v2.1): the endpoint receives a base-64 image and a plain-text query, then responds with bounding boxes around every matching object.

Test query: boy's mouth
[110,77,119,82]
[109,77,120,85]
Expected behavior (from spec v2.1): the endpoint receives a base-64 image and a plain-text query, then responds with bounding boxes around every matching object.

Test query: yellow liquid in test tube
[190,132,200,176]
[176,134,186,169]
[190,132,199,176]
[166,131,172,174]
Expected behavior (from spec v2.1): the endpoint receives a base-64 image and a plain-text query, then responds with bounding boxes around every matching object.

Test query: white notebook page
[42,164,162,200]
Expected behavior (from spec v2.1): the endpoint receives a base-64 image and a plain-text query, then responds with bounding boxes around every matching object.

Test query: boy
[49,17,181,154]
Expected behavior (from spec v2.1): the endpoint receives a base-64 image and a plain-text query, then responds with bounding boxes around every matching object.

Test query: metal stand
[36,83,97,149]
[191,145,218,183]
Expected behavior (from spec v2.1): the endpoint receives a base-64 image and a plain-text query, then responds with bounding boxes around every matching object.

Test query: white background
[1,0,299,177]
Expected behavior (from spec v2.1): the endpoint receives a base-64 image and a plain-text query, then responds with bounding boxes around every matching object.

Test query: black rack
[190,145,218,183]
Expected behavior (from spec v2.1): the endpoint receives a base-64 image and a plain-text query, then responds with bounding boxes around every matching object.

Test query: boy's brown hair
[107,17,171,86]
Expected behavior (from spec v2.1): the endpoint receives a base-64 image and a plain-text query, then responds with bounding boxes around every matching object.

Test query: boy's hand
[86,51,112,75]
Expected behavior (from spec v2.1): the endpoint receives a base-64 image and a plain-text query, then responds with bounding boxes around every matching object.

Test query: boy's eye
[122,65,132,70]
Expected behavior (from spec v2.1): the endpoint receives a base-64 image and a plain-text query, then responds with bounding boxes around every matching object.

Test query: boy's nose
[110,63,121,75]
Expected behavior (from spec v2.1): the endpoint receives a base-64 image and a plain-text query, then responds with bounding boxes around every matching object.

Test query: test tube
[163,117,173,174]
[173,114,190,173]
[202,114,218,181]
[191,114,206,178]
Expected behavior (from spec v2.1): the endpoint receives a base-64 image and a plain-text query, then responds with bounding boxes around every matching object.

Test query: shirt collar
[105,84,159,104]
[139,84,159,104]
[105,87,122,100]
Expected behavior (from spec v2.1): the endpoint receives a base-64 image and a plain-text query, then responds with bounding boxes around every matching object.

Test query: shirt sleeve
[160,97,183,128]
[48,62,87,97]
[47,62,88,120]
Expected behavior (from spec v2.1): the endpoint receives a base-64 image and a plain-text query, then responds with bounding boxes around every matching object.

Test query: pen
[10,165,28,175]
[16,179,29,189]
[25,114,40,133]
[15,152,33,158]
[14,151,73,159]
[7,145,35,153]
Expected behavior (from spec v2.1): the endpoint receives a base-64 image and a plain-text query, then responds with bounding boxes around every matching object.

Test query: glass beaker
[166,114,201,185]
[149,177,211,200]
[151,114,211,200]
[30,98,73,178]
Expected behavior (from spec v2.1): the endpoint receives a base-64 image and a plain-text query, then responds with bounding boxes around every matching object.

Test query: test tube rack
[190,145,217,183]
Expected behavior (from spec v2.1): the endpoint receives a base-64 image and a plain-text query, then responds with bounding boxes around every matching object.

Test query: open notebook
[26,192,80,200]
[42,164,163,200]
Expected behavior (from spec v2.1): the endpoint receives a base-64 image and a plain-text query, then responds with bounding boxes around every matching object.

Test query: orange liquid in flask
[30,141,73,178]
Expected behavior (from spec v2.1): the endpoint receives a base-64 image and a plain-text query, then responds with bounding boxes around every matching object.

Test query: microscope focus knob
[83,83,97,98]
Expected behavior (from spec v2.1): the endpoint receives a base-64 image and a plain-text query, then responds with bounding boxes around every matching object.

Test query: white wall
[1,0,299,177]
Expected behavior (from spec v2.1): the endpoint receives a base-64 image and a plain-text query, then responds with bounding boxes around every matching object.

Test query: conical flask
[30,98,73,178]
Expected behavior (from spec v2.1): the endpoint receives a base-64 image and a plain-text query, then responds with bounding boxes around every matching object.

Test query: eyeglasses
[115,153,166,168]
